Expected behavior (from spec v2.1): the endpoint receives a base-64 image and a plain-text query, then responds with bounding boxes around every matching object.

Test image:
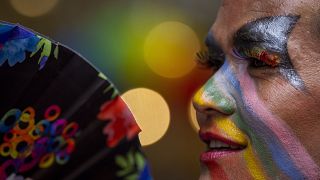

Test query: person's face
[193,0,320,179]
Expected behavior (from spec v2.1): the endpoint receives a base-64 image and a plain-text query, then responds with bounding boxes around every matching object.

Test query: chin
[198,149,259,180]
[199,166,212,180]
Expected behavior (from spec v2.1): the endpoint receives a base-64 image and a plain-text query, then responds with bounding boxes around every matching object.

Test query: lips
[199,132,247,162]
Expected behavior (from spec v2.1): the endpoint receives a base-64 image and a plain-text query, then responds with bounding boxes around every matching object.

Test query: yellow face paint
[214,118,266,179]
[243,144,267,180]
[193,88,209,107]
[215,117,247,145]
[193,78,236,115]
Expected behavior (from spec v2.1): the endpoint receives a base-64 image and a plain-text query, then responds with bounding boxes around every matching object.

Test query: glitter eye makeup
[232,47,281,68]
[249,48,280,67]
[233,15,305,90]
[197,16,305,90]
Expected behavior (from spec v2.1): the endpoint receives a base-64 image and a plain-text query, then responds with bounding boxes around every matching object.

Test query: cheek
[254,72,320,165]
[236,70,319,178]
[286,28,320,164]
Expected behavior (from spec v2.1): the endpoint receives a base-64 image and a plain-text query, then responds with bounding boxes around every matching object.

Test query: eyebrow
[232,15,306,91]
[205,32,222,49]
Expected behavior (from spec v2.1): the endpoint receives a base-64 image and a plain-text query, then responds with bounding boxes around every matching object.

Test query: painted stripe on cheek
[233,114,277,178]
[225,62,320,178]
[243,143,266,180]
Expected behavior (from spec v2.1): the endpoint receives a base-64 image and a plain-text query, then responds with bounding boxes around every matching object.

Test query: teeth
[230,145,238,149]
[209,140,239,149]
[215,141,222,148]
[221,142,229,148]
[209,141,216,148]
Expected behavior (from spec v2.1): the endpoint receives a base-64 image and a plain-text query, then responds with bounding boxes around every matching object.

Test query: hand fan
[0,21,152,180]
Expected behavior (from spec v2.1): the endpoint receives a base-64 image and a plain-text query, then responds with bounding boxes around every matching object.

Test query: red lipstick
[199,132,246,163]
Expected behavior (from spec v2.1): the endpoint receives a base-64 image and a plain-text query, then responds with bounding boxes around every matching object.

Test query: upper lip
[199,131,247,150]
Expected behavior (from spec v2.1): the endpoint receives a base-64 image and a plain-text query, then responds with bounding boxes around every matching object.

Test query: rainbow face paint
[194,15,320,180]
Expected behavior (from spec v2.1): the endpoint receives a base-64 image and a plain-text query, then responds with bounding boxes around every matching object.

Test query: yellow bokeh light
[189,101,200,132]
[144,21,200,78]
[10,0,59,17]
[122,88,170,146]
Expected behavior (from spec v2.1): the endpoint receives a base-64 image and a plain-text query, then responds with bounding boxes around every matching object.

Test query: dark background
[0,0,221,179]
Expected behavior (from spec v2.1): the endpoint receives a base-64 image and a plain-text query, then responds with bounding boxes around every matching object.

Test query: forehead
[211,0,312,51]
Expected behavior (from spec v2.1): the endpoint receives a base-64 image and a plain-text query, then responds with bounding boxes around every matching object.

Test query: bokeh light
[0,0,221,178]
[189,100,200,132]
[144,21,200,78]
[10,0,59,17]
[122,88,170,146]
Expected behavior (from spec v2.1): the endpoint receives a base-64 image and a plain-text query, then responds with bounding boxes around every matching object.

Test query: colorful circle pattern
[0,105,80,179]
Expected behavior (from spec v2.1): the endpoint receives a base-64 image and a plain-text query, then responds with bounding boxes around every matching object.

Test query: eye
[233,47,280,68]
[248,57,269,67]
[196,49,225,70]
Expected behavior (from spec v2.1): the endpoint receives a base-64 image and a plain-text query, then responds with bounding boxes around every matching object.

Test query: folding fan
[0,21,152,180]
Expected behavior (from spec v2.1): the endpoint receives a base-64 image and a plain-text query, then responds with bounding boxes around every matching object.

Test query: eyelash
[196,49,224,70]
[196,47,280,70]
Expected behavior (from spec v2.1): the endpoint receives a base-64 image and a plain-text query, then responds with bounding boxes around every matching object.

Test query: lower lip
[200,149,241,163]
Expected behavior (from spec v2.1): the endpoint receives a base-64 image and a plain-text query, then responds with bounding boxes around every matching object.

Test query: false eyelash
[195,50,224,69]
[196,51,211,66]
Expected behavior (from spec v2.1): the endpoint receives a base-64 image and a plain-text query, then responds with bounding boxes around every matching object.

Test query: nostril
[193,94,236,116]
[192,101,208,113]
[204,108,215,113]
[192,80,236,116]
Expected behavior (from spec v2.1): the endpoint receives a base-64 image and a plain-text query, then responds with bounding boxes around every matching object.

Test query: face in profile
[193,0,320,179]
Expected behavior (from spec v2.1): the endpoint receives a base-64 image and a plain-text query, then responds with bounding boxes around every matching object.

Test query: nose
[192,74,236,116]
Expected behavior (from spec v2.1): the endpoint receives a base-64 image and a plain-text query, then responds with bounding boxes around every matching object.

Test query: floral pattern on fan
[0,23,58,70]
[0,21,152,179]
[115,149,153,180]
[97,95,140,148]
